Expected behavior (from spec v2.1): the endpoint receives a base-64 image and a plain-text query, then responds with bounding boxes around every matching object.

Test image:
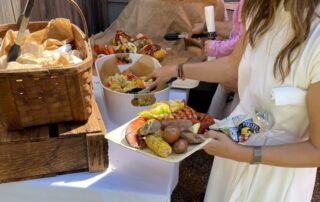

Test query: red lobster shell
[125,117,147,149]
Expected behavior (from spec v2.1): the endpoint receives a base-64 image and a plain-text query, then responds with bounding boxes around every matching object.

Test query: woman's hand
[203,130,240,159]
[146,65,177,90]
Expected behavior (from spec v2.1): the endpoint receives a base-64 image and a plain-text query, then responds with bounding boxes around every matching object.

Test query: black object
[187,82,218,113]
[127,77,177,94]
[226,92,235,103]
[207,32,217,40]
[126,88,144,94]
[165,77,178,86]
[7,0,35,62]
[7,44,21,62]
[164,32,209,41]
[192,33,209,38]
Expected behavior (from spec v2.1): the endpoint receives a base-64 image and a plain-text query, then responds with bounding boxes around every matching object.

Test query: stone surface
[312,169,320,202]
[171,151,213,202]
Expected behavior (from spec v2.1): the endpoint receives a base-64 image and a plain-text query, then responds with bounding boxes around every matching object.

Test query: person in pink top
[191,0,244,58]
[205,0,244,58]
[191,0,244,119]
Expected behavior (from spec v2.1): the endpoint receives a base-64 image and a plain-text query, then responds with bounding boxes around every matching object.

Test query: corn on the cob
[145,135,172,158]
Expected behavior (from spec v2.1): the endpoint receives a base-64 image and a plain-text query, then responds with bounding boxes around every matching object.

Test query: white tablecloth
[0,77,187,202]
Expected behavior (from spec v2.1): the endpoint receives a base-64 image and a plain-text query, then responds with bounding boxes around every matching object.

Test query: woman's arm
[181,32,244,87]
[204,82,320,167]
[147,33,245,89]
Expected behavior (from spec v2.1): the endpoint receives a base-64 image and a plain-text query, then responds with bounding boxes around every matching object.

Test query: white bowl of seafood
[95,53,170,126]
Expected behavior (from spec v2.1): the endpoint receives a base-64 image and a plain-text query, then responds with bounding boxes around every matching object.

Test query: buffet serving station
[0,0,217,201]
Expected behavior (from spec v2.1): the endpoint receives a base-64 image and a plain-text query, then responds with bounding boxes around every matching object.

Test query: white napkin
[271,87,307,106]
[56,44,72,53]
[21,42,44,58]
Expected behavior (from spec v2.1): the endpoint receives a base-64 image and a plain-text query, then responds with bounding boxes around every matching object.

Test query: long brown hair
[242,0,320,82]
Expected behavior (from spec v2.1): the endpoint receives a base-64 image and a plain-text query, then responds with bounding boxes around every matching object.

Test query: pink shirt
[207,0,244,58]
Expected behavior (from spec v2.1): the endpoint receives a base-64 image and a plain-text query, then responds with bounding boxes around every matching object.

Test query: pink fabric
[207,0,244,58]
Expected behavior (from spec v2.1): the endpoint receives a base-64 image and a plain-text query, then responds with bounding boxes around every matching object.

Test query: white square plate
[105,118,212,163]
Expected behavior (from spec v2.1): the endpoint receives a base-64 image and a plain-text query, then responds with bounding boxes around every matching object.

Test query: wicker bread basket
[0,0,93,130]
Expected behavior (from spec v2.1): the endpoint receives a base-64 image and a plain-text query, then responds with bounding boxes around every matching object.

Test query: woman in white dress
[148,0,320,201]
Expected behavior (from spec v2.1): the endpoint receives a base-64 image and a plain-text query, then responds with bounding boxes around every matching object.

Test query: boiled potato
[173,138,189,154]
[163,126,180,144]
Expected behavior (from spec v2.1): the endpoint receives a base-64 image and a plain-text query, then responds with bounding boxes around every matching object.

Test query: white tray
[105,118,211,163]
[171,79,200,89]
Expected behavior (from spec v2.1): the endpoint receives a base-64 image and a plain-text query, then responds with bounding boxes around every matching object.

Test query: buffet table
[0,76,187,202]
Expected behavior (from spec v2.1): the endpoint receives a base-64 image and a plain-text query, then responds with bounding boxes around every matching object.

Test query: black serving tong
[127,77,177,94]
[126,87,145,94]
[7,0,35,62]
[164,32,208,41]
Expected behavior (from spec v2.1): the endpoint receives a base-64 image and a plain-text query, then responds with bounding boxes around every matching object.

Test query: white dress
[204,4,320,202]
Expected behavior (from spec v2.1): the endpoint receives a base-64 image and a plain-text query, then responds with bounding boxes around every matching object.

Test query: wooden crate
[0,99,108,183]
